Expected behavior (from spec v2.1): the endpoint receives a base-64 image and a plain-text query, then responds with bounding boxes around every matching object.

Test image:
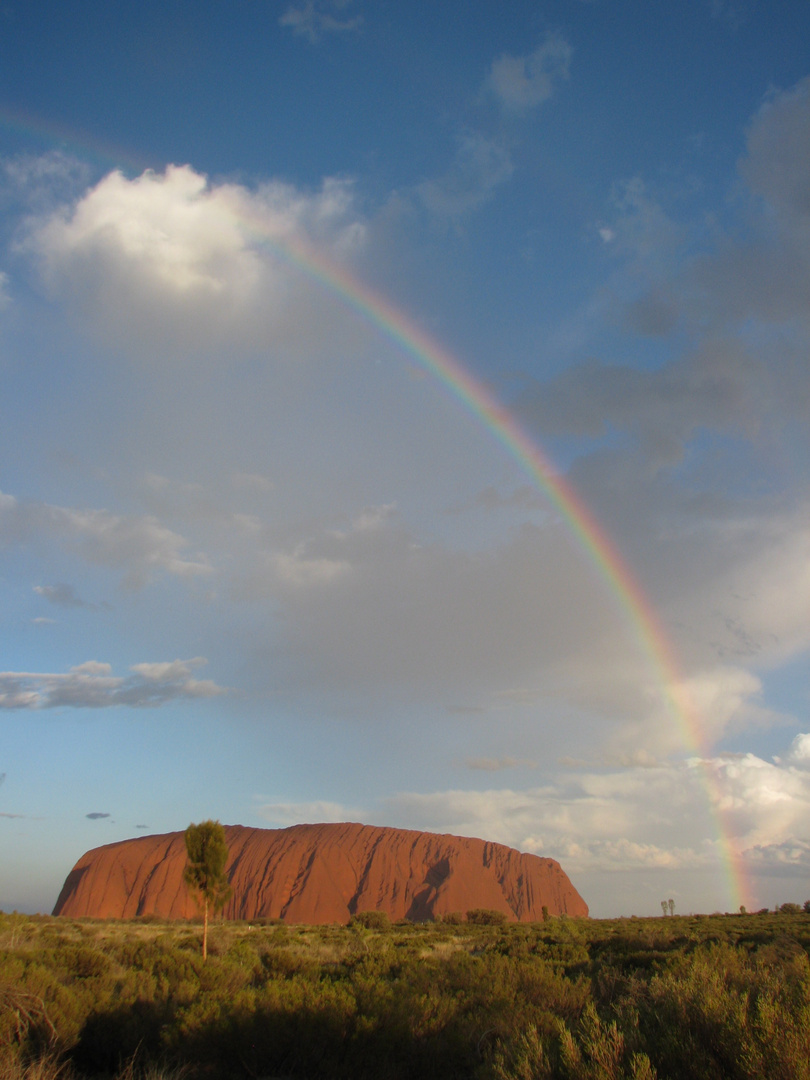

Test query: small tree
[668,898,675,916]
[661,901,668,917]
[184,820,232,960]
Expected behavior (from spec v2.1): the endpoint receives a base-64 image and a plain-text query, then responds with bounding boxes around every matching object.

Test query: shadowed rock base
[53,822,588,922]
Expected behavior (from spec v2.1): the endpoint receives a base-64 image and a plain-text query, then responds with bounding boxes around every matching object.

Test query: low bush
[466,909,509,926]
[349,910,391,931]
[3,910,810,1078]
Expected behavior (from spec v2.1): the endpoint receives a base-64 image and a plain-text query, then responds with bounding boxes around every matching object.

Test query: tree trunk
[203,897,209,961]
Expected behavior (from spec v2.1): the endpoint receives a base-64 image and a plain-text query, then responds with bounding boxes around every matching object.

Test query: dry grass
[0,1054,192,1080]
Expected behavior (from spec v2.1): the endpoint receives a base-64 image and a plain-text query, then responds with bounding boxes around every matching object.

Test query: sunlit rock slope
[53,822,588,922]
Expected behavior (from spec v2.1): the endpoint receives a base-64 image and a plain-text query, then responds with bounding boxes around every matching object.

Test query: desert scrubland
[2,907,810,1079]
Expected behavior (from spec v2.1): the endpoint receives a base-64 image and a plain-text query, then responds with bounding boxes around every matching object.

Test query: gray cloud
[742,78,810,219]
[746,840,810,877]
[85,812,110,820]
[1,490,212,588]
[0,658,226,710]
[448,485,549,515]
[466,757,537,772]
[34,583,88,609]
[230,479,810,758]
[513,340,756,468]
[515,81,810,476]
[629,81,810,340]
[680,78,810,335]
[249,504,631,708]
[622,289,680,337]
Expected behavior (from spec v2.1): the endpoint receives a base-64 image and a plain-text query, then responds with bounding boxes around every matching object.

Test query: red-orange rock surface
[53,823,588,922]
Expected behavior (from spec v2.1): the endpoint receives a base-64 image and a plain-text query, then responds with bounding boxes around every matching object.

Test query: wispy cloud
[413,33,571,221]
[0,658,226,710]
[85,811,110,820]
[2,150,94,211]
[1,490,212,588]
[466,757,537,772]
[255,799,355,826]
[34,583,93,609]
[487,32,572,112]
[709,0,757,30]
[279,1,362,44]
[417,131,514,218]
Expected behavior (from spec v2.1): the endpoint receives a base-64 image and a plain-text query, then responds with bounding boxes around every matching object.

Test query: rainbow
[0,113,749,908]
[241,224,749,913]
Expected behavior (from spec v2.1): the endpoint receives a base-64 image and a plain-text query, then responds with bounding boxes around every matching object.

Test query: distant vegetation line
[2,908,810,1079]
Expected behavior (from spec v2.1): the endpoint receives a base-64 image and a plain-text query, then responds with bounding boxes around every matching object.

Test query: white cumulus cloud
[22,165,368,358]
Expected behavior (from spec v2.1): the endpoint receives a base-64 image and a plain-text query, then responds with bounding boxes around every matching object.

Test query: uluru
[53,822,588,922]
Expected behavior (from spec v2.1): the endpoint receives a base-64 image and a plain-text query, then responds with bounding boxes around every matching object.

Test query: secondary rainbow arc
[0,104,151,174]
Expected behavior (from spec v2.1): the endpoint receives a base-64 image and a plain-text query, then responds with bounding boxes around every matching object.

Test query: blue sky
[1,0,810,917]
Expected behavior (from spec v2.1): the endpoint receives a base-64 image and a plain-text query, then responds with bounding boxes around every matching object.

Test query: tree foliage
[183,820,232,960]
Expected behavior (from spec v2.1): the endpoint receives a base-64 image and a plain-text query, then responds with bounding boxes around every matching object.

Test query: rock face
[53,822,588,922]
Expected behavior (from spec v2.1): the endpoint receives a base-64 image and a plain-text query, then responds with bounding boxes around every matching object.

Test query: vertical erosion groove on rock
[53,822,588,921]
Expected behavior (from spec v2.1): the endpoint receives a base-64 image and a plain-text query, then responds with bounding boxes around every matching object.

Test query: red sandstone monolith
[53,822,588,922]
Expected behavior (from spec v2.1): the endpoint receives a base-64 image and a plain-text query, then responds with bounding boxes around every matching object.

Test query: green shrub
[4,911,810,1079]
[558,1002,657,1080]
[466,909,509,926]
[349,911,390,931]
